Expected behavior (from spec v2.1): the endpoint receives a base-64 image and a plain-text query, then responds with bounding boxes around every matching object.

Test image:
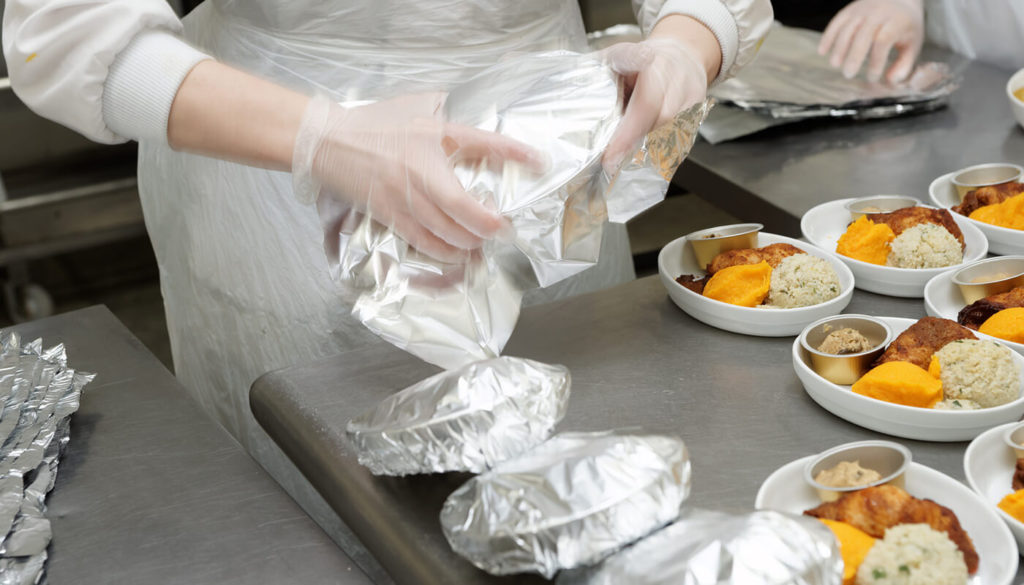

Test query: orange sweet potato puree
[1014,87,1024,103]
[836,216,895,265]
[702,261,771,307]
[819,519,876,585]
[979,307,1024,343]
[852,361,942,408]
[969,192,1024,230]
[999,489,1024,522]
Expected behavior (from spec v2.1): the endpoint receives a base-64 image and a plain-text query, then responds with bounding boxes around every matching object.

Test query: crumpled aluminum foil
[0,333,93,585]
[347,356,570,475]
[321,51,709,369]
[558,509,841,585]
[440,431,691,578]
[712,24,965,113]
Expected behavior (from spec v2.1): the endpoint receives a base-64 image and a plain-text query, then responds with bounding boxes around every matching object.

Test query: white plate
[924,265,1024,356]
[756,455,1018,585]
[792,316,1024,441]
[965,423,1024,556]
[930,171,1024,256]
[801,198,988,298]
[658,232,854,337]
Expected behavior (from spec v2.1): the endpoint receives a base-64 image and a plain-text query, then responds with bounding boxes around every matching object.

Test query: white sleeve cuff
[655,0,740,83]
[102,29,211,143]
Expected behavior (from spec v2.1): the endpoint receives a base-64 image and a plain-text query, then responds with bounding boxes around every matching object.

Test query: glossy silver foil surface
[346,356,570,475]
[322,51,707,369]
[559,509,841,585]
[439,431,690,578]
[712,24,963,113]
[0,333,93,585]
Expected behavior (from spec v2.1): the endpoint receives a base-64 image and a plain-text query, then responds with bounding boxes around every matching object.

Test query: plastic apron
[135,0,634,576]
[925,0,1024,71]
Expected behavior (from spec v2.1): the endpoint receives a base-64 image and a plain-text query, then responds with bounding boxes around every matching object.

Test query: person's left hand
[600,38,710,173]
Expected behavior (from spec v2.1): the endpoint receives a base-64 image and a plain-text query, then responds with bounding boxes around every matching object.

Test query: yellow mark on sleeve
[25,53,37,63]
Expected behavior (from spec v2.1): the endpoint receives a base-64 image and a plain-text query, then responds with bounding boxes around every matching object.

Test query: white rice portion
[935,338,1019,408]
[764,254,841,308]
[887,224,963,269]
[855,524,967,585]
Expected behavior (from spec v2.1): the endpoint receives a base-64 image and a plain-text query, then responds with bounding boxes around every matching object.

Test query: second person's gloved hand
[293,92,545,263]
[818,0,924,84]
[600,38,710,173]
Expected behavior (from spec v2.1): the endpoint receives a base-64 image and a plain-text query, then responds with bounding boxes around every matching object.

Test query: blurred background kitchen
[0,0,738,369]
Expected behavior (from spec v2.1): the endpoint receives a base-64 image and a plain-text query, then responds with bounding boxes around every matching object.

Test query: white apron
[135,0,634,575]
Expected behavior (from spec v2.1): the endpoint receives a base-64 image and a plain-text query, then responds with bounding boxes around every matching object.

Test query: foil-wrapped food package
[321,50,709,369]
[712,24,964,113]
[346,356,570,475]
[558,509,841,585]
[440,431,691,578]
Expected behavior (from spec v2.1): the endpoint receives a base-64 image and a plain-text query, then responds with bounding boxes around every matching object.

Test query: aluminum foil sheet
[322,50,707,369]
[347,356,570,475]
[559,509,841,585]
[440,431,691,578]
[0,333,93,585]
[711,24,965,115]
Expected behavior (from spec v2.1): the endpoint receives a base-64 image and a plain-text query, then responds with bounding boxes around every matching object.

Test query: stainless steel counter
[11,306,372,585]
[677,58,1024,235]
[251,276,1023,584]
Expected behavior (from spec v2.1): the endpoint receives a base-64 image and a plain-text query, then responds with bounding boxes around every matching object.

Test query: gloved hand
[293,92,545,263]
[600,38,710,173]
[818,0,925,84]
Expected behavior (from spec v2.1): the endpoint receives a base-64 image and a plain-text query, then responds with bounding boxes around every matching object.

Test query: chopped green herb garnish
[898,564,910,574]
[953,400,962,407]
[872,568,887,579]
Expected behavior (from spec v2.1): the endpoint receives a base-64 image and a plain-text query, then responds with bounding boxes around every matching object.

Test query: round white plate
[965,423,1024,556]
[924,265,1024,356]
[658,232,854,337]
[801,198,988,298]
[930,171,1024,256]
[756,455,1018,584]
[792,316,1024,441]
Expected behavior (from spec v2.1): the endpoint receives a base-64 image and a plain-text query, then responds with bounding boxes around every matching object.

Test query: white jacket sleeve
[632,0,773,83]
[2,0,210,144]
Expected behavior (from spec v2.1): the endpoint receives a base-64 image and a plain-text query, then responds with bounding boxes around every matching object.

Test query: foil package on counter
[0,333,93,585]
[440,431,691,578]
[700,24,966,142]
[559,509,841,585]
[321,50,709,369]
[347,356,570,475]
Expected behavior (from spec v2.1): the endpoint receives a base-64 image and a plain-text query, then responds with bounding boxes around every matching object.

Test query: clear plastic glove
[600,39,709,173]
[293,93,545,263]
[818,0,924,84]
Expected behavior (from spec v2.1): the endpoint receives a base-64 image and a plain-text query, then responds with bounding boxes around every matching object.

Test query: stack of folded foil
[0,333,93,584]
[701,24,967,143]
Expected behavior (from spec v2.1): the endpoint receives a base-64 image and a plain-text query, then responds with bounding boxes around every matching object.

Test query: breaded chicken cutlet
[675,243,804,294]
[953,182,1024,217]
[958,286,1024,330]
[873,316,976,370]
[870,207,965,249]
[804,485,979,574]
[707,243,803,275]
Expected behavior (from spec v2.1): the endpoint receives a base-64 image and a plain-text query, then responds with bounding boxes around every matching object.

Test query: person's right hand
[293,93,546,263]
[818,0,924,84]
